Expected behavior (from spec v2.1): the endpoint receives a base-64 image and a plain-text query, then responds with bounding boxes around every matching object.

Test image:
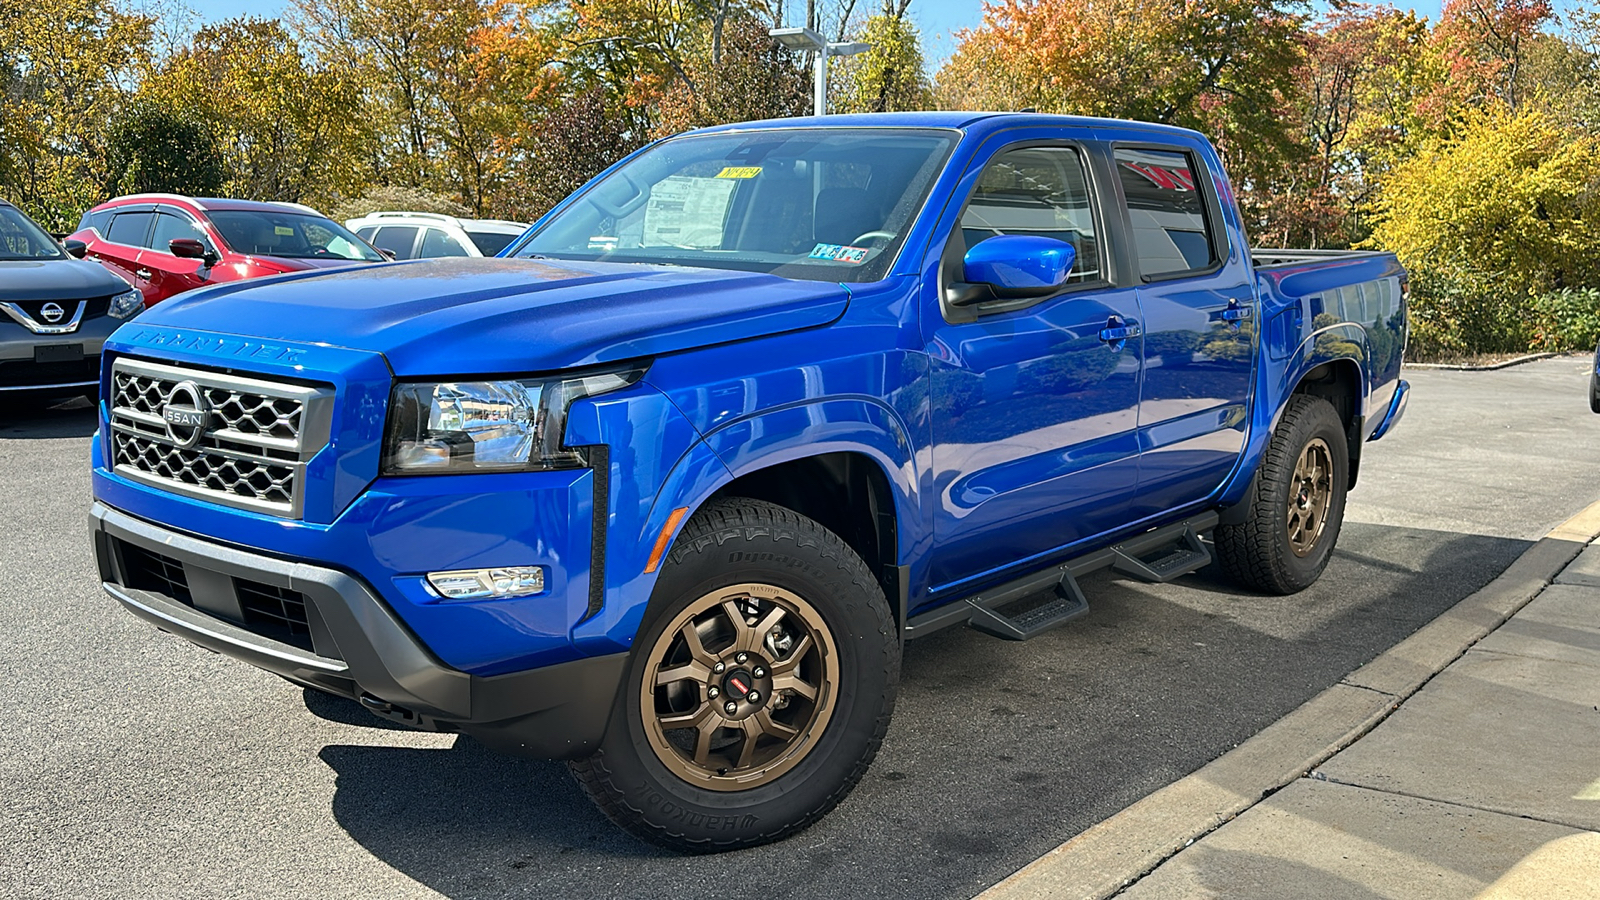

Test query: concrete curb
[1403,352,1566,371]
[975,501,1600,900]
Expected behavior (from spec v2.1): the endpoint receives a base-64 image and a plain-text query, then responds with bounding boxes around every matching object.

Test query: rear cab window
[1113,147,1220,278]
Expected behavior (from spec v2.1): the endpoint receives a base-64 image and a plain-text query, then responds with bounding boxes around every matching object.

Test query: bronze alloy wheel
[1287,436,1333,557]
[640,581,839,791]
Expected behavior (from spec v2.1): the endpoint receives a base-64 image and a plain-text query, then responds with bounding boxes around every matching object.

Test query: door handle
[136,268,153,279]
[1221,299,1253,330]
[1098,316,1142,351]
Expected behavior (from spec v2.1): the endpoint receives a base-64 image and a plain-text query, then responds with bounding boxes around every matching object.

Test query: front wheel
[570,498,899,852]
[1216,395,1349,594]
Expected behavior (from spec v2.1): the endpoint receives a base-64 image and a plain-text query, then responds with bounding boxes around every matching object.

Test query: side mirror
[958,235,1077,302]
[378,247,396,260]
[169,238,219,265]
[62,239,88,259]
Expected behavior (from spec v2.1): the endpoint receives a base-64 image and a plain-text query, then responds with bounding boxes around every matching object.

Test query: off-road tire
[1216,395,1348,594]
[569,497,899,852]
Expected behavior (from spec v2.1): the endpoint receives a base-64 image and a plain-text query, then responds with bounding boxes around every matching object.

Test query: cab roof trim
[686,111,1208,141]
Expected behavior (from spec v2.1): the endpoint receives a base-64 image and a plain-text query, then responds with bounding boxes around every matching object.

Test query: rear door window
[106,211,153,247]
[419,228,470,257]
[1114,147,1218,277]
[961,145,1103,284]
[371,226,419,260]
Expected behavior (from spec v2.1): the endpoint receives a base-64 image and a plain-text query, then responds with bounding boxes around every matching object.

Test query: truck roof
[693,111,1207,141]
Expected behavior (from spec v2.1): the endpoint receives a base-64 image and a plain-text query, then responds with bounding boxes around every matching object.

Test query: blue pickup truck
[89,112,1408,851]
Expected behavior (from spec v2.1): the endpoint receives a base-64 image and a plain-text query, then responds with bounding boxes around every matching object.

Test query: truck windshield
[514,128,955,282]
[0,205,66,260]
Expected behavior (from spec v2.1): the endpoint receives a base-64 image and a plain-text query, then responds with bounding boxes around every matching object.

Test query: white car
[345,212,528,260]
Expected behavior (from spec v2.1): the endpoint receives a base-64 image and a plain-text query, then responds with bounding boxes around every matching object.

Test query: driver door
[925,138,1145,591]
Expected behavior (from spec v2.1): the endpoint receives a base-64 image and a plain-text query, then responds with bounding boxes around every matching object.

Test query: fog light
[427,566,545,600]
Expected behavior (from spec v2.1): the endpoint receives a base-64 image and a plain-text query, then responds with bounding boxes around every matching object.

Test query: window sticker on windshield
[588,236,618,251]
[716,166,762,179]
[809,243,870,264]
[642,176,736,249]
[274,226,295,236]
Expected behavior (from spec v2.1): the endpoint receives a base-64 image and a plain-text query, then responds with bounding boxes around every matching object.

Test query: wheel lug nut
[753,666,766,678]
[707,686,720,699]
[747,690,761,703]
[724,701,738,715]
[734,652,748,664]
[713,662,725,674]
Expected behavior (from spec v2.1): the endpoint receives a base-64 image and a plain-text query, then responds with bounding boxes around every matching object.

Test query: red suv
[69,194,386,306]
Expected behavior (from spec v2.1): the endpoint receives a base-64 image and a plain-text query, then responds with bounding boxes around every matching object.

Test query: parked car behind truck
[0,198,143,403]
[70,194,385,306]
[347,211,528,259]
[88,112,1409,852]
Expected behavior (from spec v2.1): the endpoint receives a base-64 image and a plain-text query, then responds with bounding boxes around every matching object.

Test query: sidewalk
[981,507,1600,900]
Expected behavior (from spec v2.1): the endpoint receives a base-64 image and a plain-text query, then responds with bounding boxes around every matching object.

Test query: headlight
[382,365,645,474]
[108,288,144,320]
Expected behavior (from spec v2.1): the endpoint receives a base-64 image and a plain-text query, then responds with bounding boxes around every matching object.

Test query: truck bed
[1252,248,1393,269]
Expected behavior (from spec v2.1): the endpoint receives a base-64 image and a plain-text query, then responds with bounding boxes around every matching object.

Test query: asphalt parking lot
[2,356,1597,900]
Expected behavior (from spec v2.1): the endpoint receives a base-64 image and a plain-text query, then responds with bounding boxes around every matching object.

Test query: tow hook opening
[359,693,457,733]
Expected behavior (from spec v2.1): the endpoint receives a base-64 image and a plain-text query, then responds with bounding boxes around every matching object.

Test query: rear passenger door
[94,208,154,293]
[1113,144,1257,519]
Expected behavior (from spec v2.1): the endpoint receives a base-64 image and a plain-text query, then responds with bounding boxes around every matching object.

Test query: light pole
[769,27,871,116]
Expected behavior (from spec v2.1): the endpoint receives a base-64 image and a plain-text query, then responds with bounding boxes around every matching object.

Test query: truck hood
[136,257,850,376]
[0,258,132,302]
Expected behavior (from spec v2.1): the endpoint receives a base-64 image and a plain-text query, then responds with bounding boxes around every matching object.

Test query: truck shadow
[0,397,97,439]
[314,521,1529,900]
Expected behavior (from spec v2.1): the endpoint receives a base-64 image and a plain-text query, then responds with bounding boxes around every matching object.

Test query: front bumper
[0,313,119,393]
[91,501,627,759]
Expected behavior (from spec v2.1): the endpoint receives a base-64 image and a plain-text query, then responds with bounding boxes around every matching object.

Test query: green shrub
[1403,267,1534,359]
[1530,288,1600,351]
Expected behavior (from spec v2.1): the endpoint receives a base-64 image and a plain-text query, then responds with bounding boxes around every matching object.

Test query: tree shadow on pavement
[316,522,1530,900]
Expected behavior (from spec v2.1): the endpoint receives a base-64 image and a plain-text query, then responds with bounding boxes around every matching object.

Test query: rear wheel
[1216,395,1348,594]
[570,498,898,852]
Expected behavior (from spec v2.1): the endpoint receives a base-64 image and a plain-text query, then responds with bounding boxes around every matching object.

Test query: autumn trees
[935,0,1600,357]
[0,0,927,229]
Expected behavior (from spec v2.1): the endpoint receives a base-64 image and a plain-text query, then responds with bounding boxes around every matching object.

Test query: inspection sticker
[809,243,870,264]
[716,166,763,179]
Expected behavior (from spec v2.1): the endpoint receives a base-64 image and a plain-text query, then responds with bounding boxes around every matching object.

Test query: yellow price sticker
[716,166,762,179]
[274,226,295,236]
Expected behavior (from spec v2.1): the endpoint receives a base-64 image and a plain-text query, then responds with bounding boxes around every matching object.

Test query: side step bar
[904,512,1219,642]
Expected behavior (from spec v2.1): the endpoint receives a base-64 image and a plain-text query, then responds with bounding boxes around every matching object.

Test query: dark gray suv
[1,199,143,403]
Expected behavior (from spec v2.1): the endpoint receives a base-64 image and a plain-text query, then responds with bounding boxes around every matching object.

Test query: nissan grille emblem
[162,381,210,449]
[40,302,65,324]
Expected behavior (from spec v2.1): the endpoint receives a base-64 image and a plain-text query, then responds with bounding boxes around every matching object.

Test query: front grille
[7,297,112,321]
[108,358,333,518]
[236,579,313,650]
